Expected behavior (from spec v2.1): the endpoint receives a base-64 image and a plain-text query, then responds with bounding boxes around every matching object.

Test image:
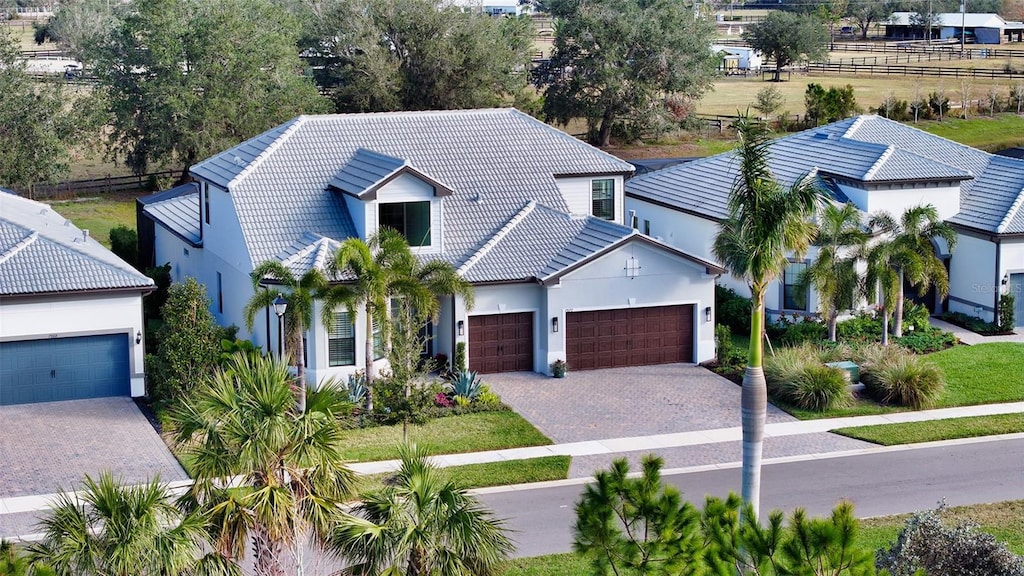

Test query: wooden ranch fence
[28,170,179,198]
[806,61,1024,79]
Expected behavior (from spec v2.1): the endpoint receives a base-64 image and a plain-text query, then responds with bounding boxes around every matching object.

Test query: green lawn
[834,413,1024,445]
[340,411,553,463]
[920,115,1024,152]
[500,500,1024,575]
[360,456,570,493]
[45,196,138,248]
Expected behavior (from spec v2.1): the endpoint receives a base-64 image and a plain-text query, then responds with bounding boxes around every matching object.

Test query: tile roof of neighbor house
[171,108,646,282]
[0,191,154,296]
[139,183,203,246]
[626,115,1024,235]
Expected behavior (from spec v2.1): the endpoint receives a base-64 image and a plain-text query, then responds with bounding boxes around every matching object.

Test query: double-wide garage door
[0,334,130,405]
[567,305,693,371]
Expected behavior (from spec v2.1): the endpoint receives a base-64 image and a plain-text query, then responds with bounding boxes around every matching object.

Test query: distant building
[711,45,762,70]
[885,12,1024,44]
[447,0,532,16]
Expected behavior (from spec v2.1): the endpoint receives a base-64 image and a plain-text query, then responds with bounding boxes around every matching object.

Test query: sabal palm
[321,228,474,411]
[170,353,357,576]
[29,472,235,576]
[329,445,513,576]
[869,205,957,337]
[712,119,820,516]
[243,261,327,413]
[799,203,868,342]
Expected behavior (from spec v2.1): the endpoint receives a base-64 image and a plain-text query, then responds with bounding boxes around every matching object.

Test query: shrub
[765,345,812,394]
[347,372,368,405]
[877,504,1024,576]
[861,353,944,409]
[715,285,752,333]
[477,386,501,406]
[778,319,827,346]
[836,312,882,342]
[454,341,467,373]
[783,364,851,411]
[714,324,744,367]
[901,299,931,333]
[999,292,1017,333]
[938,311,1009,335]
[148,278,220,406]
[894,330,957,354]
[109,225,139,270]
[372,373,443,425]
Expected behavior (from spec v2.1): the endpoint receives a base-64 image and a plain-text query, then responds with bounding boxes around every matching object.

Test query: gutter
[0,284,156,300]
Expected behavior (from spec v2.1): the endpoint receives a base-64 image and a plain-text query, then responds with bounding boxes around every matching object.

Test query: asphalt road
[480,437,1024,558]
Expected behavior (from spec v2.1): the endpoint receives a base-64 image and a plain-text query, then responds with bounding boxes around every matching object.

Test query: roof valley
[458,201,537,275]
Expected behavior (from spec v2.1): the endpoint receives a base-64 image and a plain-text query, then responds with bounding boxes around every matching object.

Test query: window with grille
[591,179,615,220]
[329,312,356,367]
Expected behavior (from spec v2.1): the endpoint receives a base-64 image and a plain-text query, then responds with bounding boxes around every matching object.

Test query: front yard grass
[340,411,553,463]
[833,413,1024,445]
[360,455,570,493]
[500,500,1024,575]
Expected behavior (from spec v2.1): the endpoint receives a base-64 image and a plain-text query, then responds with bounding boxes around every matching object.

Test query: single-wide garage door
[0,334,130,405]
[567,305,693,371]
[1011,274,1024,328]
[469,312,533,373]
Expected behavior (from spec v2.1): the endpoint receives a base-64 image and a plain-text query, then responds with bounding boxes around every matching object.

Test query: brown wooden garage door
[566,305,693,371]
[468,312,534,373]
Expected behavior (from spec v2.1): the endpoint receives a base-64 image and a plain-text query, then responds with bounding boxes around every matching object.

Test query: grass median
[832,413,1024,446]
[360,455,571,493]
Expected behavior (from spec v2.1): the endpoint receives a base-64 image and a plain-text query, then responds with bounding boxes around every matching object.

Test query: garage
[469,312,534,373]
[566,305,693,371]
[0,334,131,405]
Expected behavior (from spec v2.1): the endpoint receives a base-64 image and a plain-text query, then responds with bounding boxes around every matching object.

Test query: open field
[501,500,1024,575]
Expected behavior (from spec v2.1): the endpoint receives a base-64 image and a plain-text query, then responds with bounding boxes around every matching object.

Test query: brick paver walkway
[485,364,796,443]
[0,397,187,499]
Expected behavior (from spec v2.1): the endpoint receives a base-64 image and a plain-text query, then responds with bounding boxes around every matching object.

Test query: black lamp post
[273,293,287,363]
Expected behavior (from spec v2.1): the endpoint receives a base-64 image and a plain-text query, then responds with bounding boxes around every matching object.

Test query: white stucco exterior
[556,175,625,223]
[0,292,148,396]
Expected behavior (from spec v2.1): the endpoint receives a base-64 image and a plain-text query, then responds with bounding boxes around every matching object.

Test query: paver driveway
[0,397,187,499]
[484,363,797,443]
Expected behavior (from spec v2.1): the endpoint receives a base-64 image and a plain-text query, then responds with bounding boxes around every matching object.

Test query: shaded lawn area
[500,500,1024,575]
[359,456,570,493]
[833,413,1024,446]
[340,411,553,463]
[779,342,1024,420]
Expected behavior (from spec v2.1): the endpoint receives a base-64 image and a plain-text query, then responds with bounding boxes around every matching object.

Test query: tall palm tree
[243,261,327,413]
[865,239,901,347]
[170,353,357,576]
[328,445,513,576]
[321,228,474,412]
[869,204,957,337]
[798,203,868,342]
[712,119,820,516]
[29,472,235,576]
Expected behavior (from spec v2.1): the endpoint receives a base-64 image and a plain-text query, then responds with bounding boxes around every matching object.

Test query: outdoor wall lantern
[135,330,142,345]
[552,317,559,332]
[457,320,465,336]
[704,306,712,322]
[1003,274,1010,286]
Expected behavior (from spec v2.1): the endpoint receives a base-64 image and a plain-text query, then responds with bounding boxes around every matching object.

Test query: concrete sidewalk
[3,400,1023,534]
[929,317,1024,345]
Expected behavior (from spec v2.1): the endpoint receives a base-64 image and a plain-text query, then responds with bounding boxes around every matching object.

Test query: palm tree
[712,119,820,516]
[865,239,901,347]
[321,228,474,412]
[29,472,234,576]
[869,204,957,337]
[243,261,327,413]
[170,353,357,576]
[328,445,513,576]
[798,203,868,342]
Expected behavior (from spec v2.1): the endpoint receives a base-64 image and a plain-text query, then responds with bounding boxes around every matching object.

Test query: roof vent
[64,219,71,226]
[812,132,831,140]
[82,229,90,243]
[233,155,244,166]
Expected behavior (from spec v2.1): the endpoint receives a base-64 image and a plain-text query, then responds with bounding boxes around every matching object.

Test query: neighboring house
[626,115,1024,328]
[885,12,1024,43]
[139,109,724,383]
[0,192,154,405]
[712,45,762,71]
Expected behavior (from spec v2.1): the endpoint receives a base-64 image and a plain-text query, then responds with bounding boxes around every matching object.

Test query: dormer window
[592,179,615,220]
[380,201,431,246]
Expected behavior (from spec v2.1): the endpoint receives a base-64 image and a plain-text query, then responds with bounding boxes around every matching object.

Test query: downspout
[994,237,1002,324]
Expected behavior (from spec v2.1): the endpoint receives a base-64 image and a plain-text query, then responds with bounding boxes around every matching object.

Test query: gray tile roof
[187,108,635,269]
[627,115,1024,235]
[140,183,202,245]
[328,148,407,197]
[0,191,154,296]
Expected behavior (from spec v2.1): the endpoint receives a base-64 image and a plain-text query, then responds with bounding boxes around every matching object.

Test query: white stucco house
[139,109,724,383]
[0,191,154,405]
[626,115,1024,329]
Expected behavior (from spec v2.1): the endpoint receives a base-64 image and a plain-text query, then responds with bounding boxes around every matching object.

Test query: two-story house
[139,109,724,382]
[626,115,1024,328]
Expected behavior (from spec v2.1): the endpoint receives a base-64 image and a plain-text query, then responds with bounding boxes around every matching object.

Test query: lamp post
[273,293,287,363]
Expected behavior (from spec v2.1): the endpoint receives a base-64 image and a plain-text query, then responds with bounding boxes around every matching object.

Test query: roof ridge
[305,108,514,121]
[862,144,895,181]
[0,231,38,265]
[997,184,1024,234]
[227,116,308,189]
[850,115,994,161]
[458,201,537,275]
